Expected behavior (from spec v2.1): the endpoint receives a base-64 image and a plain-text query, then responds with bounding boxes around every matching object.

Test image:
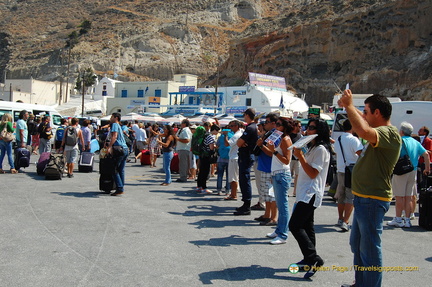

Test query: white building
[0,78,67,106]
[106,74,198,115]
[94,76,122,115]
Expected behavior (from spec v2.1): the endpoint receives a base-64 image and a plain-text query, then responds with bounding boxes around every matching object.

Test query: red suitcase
[170,152,179,173]
[140,150,151,165]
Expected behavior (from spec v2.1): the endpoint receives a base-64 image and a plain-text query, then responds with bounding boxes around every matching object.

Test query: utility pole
[81,73,85,117]
[65,48,71,103]
[214,69,219,115]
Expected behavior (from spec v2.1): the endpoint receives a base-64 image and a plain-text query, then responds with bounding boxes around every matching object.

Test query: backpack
[65,126,78,146]
[27,120,38,136]
[191,132,207,156]
[56,126,66,141]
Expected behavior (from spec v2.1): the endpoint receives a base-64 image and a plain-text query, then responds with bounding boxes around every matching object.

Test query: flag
[279,94,285,109]
[145,86,149,94]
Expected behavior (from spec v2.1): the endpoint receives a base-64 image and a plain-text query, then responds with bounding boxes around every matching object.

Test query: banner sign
[179,86,195,93]
[226,106,247,114]
[148,97,161,106]
[131,100,145,105]
[248,72,287,91]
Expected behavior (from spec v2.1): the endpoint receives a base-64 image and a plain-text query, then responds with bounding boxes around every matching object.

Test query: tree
[75,68,97,117]
[78,20,92,35]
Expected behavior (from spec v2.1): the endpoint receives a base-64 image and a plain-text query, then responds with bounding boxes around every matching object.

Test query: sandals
[0,169,5,174]
[224,195,237,201]
[160,183,170,186]
[10,169,18,174]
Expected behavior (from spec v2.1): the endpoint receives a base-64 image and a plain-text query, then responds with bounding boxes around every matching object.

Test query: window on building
[189,97,194,105]
[121,90,127,98]
[137,90,144,98]
[102,91,107,96]
[246,98,252,106]
[155,89,162,97]
[103,84,107,91]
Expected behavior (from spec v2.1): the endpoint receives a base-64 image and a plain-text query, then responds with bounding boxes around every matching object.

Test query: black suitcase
[419,187,432,231]
[45,154,65,180]
[78,152,94,172]
[99,156,117,192]
[15,147,31,170]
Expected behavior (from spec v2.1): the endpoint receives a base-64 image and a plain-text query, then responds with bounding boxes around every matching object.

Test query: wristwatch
[273,151,278,156]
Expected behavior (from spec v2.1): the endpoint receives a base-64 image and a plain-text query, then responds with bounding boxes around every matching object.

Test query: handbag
[338,136,354,188]
[112,145,125,157]
[0,124,15,142]
[393,141,414,175]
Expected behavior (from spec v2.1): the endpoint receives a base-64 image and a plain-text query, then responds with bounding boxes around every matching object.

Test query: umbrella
[188,115,215,124]
[215,116,237,127]
[139,114,166,123]
[121,112,146,121]
[163,114,186,124]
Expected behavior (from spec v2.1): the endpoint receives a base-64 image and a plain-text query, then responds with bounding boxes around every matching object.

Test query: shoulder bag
[0,124,15,142]
[338,136,355,188]
[393,141,414,175]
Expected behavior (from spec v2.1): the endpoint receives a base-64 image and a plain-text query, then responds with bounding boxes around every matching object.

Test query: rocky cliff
[1,0,432,105]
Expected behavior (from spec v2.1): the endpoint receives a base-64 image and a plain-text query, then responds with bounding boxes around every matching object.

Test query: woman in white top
[265,117,295,245]
[290,118,331,279]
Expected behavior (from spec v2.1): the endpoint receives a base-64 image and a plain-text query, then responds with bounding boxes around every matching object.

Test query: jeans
[289,195,322,265]
[39,138,51,154]
[238,153,254,202]
[273,171,291,240]
[113,148,128,192]
[163,151,174,184]
[216,161,229,192]
[350,196,390,287]
[0,140,15,169]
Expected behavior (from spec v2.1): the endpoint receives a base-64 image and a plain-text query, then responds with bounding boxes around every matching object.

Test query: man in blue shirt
[108,113,129,196]
[15,110,29,148]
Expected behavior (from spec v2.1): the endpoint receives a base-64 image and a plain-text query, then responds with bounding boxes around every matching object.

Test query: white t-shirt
[176,127,192,151]
[136,128,147,142]
[132,124,140,135]
[334,133,363,173]
[296,144,330,208]
[228,129,243,160]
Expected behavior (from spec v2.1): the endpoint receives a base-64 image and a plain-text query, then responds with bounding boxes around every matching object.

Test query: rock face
[1,0,432,105]
[213,0,432,104]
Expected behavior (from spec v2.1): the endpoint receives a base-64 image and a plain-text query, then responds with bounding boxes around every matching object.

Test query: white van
[0,101,62,127]
[332,101,432,140]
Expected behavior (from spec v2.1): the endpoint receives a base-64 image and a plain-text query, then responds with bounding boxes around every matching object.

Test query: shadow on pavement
[198,264,303,284]
[188,219,257,229]
[52,191,103,198]
[191,235,272,247]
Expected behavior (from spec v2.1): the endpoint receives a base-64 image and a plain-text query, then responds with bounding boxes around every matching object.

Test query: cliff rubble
[1,0,432,105]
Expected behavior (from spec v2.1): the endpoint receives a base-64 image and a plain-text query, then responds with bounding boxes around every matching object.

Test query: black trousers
[197,156,211,189]
[289,195,322,264]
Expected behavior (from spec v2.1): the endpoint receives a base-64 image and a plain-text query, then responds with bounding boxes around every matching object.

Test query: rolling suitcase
[78,152,94,172]
[419,187,432,231]
[37,152,51,175]
[45,154,65,180]
[14,147,31,170]
[170,152,179,173]
[140,149,151,165]
[99,156,116,192]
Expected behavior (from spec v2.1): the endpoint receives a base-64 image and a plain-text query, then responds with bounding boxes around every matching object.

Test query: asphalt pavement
[0,154,431,287]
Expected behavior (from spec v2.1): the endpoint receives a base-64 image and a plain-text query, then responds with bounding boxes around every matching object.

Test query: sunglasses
[307,125,317,130]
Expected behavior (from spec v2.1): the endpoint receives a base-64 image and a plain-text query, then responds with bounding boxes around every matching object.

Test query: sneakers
[341,222,349,232]
[266,231,277,238]
[387,217,404,227]
[336,219,343,227]
[404,219,412,228]
[269,236,286,245]
[200,189,213,195]
[410,213,416,220]
[111,190,124,196]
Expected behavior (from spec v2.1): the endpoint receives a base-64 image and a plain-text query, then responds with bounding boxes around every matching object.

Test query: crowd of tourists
[1,90,430,287]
